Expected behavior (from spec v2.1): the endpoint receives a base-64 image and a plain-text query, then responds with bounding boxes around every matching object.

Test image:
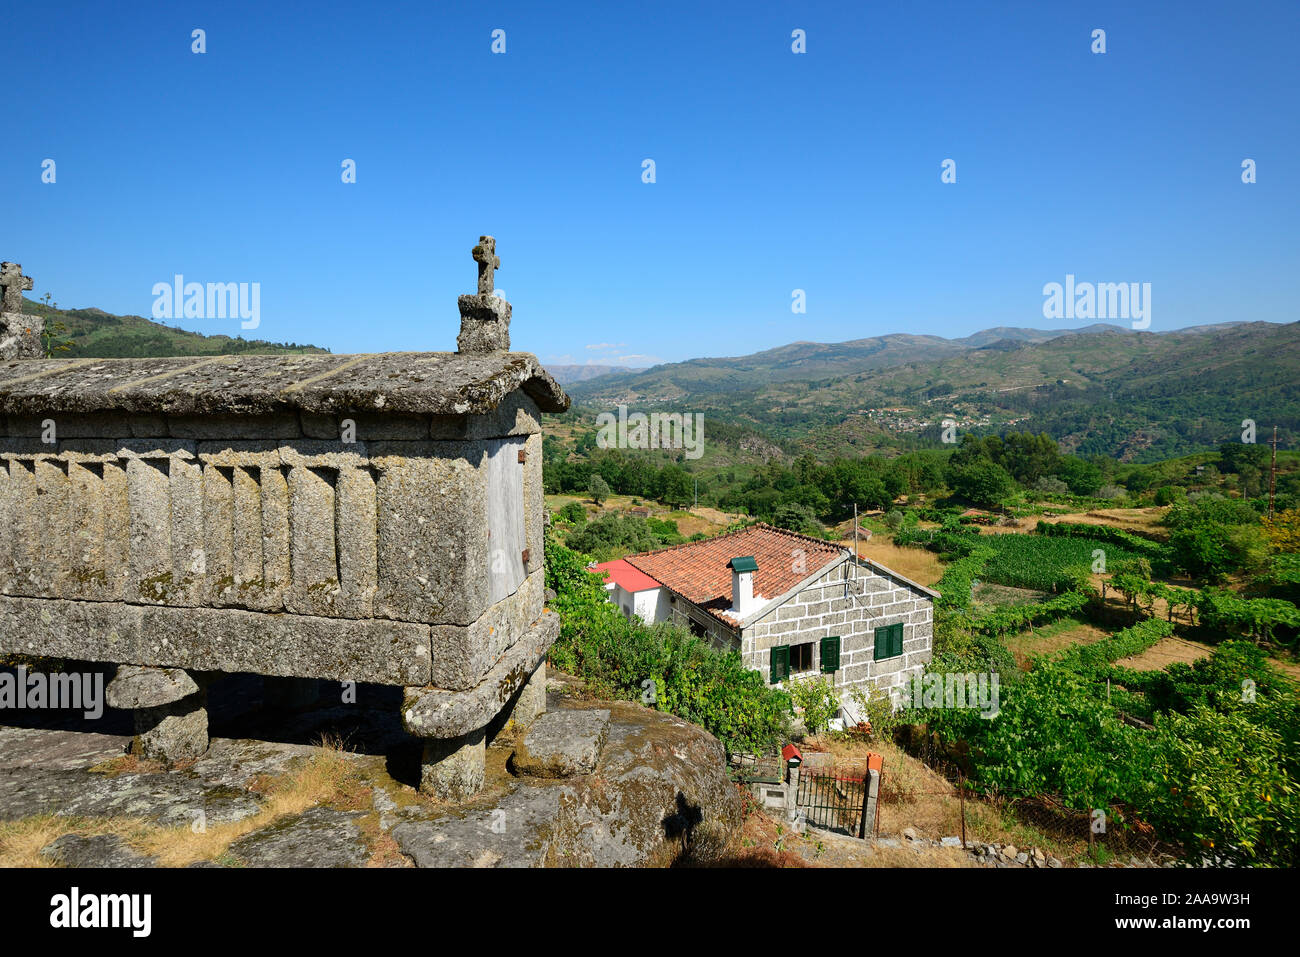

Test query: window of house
[771,640,825,683]
[820,635,841,673]
[689,618,708,639]
[769,645,789,683]
[874,622,904,660]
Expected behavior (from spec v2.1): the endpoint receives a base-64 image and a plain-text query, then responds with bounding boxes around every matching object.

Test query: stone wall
[0,400,546,691]
[740,559,933,698]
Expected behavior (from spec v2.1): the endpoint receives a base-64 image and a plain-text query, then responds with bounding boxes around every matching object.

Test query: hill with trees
[21,297,329,358]
[568,321,1299,462]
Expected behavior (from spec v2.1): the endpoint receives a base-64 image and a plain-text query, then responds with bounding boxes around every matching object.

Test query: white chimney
[728,556,759,616]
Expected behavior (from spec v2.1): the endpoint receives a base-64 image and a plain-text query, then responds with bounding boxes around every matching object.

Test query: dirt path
[1004,621,1110,670]
[1115,635,1215,671]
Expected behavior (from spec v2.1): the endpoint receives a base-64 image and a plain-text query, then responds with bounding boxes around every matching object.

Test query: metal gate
[796,766,870,838]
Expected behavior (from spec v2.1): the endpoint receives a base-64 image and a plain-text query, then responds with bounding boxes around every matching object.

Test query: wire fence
[876,735,1172,864]
[735,737,1173,863]
[726,750,784,784]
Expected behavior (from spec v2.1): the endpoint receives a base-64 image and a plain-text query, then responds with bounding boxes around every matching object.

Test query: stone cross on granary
[0,262,33,315]
[0,261,41,359]
[457,234,511,354]
[472,236,500,295]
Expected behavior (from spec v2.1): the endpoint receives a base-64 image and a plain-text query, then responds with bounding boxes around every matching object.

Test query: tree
[785,676,840,736]
[772,502,822,536]
[1057,456,1103,496]
[556,501,587,525]
[1033,476,1070,496]
[38,293,74,357]
[998,432,1061,485]
[657,464,693,508]
[1262,509,1300,553]
[588,474,610,506]
[1145,705,1298,867]
[948,460,1016,508]
[1154,484,1186,506]
[1218,442,1270,474]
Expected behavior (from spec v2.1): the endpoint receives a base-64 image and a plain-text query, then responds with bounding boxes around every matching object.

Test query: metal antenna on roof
[853,502,859,582]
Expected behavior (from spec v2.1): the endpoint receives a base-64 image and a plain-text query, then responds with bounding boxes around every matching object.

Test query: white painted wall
[605,583,664,625]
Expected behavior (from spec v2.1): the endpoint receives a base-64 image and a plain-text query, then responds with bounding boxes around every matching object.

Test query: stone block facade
[741,559,934,701]
[0,393,550,687]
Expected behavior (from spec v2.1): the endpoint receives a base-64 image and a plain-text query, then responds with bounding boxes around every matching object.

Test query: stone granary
[0,240,570,798]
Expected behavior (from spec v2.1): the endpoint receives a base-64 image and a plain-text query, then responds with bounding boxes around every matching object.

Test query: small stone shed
[0,239,570,798]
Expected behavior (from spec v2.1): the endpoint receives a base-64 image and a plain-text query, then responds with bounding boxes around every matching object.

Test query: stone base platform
[403,610,559,799]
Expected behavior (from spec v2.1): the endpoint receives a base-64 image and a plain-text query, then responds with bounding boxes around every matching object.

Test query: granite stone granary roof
[0,351,570,418]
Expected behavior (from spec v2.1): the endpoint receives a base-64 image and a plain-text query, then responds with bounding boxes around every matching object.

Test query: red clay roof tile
[624,523,844,628]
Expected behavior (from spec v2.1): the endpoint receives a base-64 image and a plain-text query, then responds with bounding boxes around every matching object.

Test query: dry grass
[1004,620,1110,671]
[1115,635,1214,672]
[356,812,411,868]
[544,494,736,539]
[88,754,169,776]
[140,737,364,867]
[1041,507,1169,537]
[717,796,817,868]
[804,733,1082,862]
[0,736,367,868]
[0,815,155,868]
[855,844,976,867]
[839,540,946,587]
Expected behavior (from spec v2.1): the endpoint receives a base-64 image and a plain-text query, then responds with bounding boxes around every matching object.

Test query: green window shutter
[875,624,904,661]
[770,645,790,683]
[820,636,840,673]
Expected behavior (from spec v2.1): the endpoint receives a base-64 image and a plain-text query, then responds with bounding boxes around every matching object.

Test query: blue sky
[5,0,1296,366]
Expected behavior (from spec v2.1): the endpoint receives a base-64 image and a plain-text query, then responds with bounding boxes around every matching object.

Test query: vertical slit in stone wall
[128,457,173,602]
[202,464,235,603]
[335,464,378,614]
[169,457,204,601]
[233,466,264,590]
[260,464,291,599]
[0,459,14,593]
[68,461,106,594]
[10,460,38,592]
[287,465,340,614]
[103,460,130,597]
[34,459,71,596]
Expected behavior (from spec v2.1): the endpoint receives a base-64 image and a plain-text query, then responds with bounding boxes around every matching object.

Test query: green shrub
[544,534,792,752]
[1144,704,1298,866]
[948,460,1016,508]
[556,501,587,525]
[785,676,840,735]
[924,664,1151,810]
[1051,619,1174,674]
[1154,485,1186,505]
[564,513,681,561]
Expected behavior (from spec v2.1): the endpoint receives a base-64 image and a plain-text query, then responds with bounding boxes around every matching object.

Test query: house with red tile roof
[590,523,937,720]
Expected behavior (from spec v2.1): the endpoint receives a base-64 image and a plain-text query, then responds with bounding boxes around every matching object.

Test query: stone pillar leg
[133,693,208,763]
[106,665,209,764]
[508,660,547,733]
[419,727,486,799]
[263,676,322,712]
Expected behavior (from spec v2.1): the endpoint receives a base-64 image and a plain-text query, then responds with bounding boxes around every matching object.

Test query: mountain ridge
[565,320,1298,462]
